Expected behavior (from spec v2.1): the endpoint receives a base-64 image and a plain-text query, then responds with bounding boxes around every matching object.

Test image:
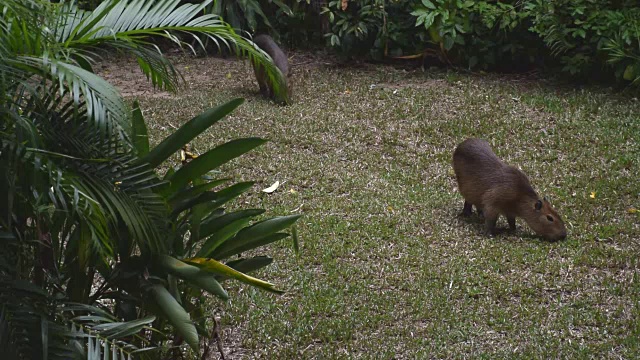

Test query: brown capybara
[251,34,291,105]
[453,138,567,241]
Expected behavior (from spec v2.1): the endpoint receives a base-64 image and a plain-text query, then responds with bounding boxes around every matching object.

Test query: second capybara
[251,34,291,105]
[452,138,567,241]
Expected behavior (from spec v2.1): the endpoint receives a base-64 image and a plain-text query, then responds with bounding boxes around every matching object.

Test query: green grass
[117,55,640,359]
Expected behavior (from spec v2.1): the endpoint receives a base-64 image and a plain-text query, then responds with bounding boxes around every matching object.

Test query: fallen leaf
[590,191,596,199]
[628,207,637,214]
[262,181,280,193]
[341,0,348,11]
[289,189,298,194]
[226,72,232,79]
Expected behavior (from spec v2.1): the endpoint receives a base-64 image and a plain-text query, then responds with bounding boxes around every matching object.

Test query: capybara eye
[546,215,554,222]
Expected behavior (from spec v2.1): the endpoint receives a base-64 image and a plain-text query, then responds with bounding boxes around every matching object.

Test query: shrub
[320,0,423,59]
[526,0,640,84]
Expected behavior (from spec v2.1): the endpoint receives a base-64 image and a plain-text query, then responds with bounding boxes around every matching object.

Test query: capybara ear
[535,199,543,211]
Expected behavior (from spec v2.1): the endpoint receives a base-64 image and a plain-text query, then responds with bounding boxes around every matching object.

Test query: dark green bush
[299,0,640,86]
[526,0,640,84]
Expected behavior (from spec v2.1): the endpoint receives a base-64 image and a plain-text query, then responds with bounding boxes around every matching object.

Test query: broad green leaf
[291,224,299,254]
[167,178,231,204]
[623,64,637,81]
[131,100,150,156]
[96,316,156,339]
[212,215,302,258]
[224,256,273,278]
[196,217,254,258]
[147,284,199,352]
[213,232,290,260]
[157,255,228,300]
[443,35,455,51]
[199,209,265,241]
[270,0,293,16]
[170,182,254,217]
[168,138,267,192]
[140,98,244,168]
[421,0,436,9]
[184,257,283,294]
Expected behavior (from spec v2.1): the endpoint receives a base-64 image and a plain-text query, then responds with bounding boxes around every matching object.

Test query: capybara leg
[507,216,516,231]
[258,77,269,97]
[483,209,498,237]
[461,201,472,217]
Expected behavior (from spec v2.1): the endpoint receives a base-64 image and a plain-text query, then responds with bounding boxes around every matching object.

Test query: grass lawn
[103,54,640,359]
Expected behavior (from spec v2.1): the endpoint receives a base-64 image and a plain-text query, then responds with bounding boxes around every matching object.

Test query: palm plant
[1,0,300,358]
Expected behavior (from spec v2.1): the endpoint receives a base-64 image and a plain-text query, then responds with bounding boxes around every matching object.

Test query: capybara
[251,34,291,105]
[453,138,567,241]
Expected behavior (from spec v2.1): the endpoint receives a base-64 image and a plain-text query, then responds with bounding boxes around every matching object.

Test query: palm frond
[54,0,288,99]
[7,55,131,140]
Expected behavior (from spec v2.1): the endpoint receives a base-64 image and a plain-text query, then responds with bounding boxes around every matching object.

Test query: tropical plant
[1,0,300,358]
[526,0,640,84]
[322,0,388,57]
[411,0,474,54]
[209,0,294,34]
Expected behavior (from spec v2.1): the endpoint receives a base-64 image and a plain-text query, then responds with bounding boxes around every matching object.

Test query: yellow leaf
[226,72,232,79]
[589,191,596,199]
[184,257,283,293]
[628,207,638,214]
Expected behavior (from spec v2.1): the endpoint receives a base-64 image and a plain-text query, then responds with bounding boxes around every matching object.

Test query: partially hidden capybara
[251,34,291,105]
[453,138,567,241]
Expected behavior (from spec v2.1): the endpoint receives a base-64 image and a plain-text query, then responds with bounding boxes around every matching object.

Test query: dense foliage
[0,0,298,358]
[72,0,640,86]
[316,0,640,85]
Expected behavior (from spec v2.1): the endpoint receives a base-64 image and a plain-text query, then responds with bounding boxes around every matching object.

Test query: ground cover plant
[103,53,640,358]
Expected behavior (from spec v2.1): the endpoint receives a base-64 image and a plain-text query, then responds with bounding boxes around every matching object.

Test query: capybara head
[526,197,567,241]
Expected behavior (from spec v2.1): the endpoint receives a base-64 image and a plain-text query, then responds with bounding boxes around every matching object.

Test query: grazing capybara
[453,138,567,241]
[251,34,291,105]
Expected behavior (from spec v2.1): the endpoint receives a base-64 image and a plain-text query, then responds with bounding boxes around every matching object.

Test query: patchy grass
[103,54,640,359]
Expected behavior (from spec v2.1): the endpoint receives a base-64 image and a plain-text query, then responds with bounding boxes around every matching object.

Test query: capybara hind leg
[461,201,472,217]
[483,208,498,237]
[507,216,516,231]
